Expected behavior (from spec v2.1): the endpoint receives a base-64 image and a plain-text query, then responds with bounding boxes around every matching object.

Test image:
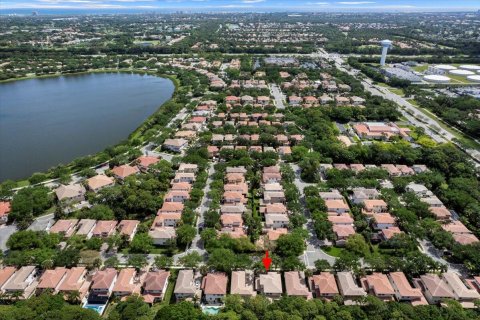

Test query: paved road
[315,49,480,166]
[28,213,54,232]
[270,84,286,109]
[173,162,215,264]
[418,239,467,276]
[0,225,18,252]
[290,163,337,268]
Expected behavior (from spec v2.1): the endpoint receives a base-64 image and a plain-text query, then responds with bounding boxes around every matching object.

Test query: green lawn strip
[323,246,344,257]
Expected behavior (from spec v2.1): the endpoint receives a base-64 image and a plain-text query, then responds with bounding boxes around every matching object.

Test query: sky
[1,0,480,12]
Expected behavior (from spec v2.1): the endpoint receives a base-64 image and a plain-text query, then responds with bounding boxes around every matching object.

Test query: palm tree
[66,290,81,304]
[41,259,54,270]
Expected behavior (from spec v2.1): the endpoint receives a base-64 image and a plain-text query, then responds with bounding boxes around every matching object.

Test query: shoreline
[0,68,180,184]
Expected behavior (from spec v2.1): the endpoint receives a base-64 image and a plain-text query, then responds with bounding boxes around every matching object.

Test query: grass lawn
[16,180,30,188]
[412,65,429,73]
[389,88,404,96]
[323,246,344,257]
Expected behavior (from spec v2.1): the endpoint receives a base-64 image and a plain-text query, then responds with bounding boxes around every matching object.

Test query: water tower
[379,40,392,66]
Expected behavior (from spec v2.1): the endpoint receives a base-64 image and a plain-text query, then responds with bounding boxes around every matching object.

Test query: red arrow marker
[262,251,272,271]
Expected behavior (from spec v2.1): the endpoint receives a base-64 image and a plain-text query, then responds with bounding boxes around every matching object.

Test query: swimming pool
[83,303,106,315]
[202,306,221,315]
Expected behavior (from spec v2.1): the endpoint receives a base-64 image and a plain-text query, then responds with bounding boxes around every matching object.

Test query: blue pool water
[83,304,106,315]
[202,306,221,315]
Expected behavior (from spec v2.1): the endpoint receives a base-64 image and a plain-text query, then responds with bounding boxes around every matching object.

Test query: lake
[0,72,175,181]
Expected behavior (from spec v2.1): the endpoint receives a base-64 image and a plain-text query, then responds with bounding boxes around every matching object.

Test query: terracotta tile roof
[388,272,424,298]
[419,274,455,299]
[0,201,11,217]
[380,227,403,240]
[136,156,159,168]
[112,268,138,294]
[328,215,354,225]
[91,268,117,290]
[442,272,480,300]
[310,272,339,296]
[92,220,117,237]
[0,267,17,288]
[284,271,312,298]
[452,233,479,245]
[58,267,87,292]
[37,267,67,290]
[372,213,396,225]
[143,270,170,292]
[364,273,395,296]
[267,228,288,241]
[111,165,139,179]
[118,220,139,237]
[158,202,184,213]
[201,272,227,295]
[49,219,78,236]
[442,221,472,234]
[332,224,356,238]
[86,175,114,191]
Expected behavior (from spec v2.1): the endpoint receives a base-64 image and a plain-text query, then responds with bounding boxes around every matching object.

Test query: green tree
[179,251,203,268]
[130,233,154,254]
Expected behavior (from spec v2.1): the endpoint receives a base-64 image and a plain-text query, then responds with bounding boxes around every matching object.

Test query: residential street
[270,83,286,109]
[289,163,337,268]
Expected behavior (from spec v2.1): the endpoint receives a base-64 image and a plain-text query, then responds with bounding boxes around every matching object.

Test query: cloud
[337,1,375,4]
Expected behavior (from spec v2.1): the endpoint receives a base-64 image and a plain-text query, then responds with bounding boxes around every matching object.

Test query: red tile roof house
[309,272,339,299]
[57,267,91,301]
[362,199,389,217]
[230,271,256,297]
[86,175,115,192]
[225,173,245,185]
[289,96,302,106]
[429,207,452,221]
[220,204,247,215]
[0,201,11,224]
[89,268,118,302]
[171,182,192,192]
[142,270,170,304]
[136,155,159,171]
[154,212,182,228]
[361,273,395,301]
[414,273,455,305]
[36,267,67,294]
[256,272,283,299]
[201,272,228,305]
[112,268,142,298]
[327,215,354,226]
[285,271,312,299]
[117,220,139,241]
[224,183,248,195]
[380,227,404,241]
[223,191,247,204]
[319,189,344,201]
[371,213,396,230]
[111,164,140,181]
[207,146,219,158]
[175,130,197,140]
[2,266,39,300]
[277,146,292,156]
[163,138,188,153]
[388,272,427,305]
[266,228,288,241]
[0,267,17,292]
[442,272,480,308]
[332,225,356,243]
[49,219,79,238]
[325,200,350,214]
[225,96,240,105]
[164,190,190,203]
[158,202,184,214]
[261,203,288,215]
[55,184,86,203]
[92,220,118,238]
[220,214,243,228]
[380,164,401,177]
[262,172,282,184]
[257,96,270,106]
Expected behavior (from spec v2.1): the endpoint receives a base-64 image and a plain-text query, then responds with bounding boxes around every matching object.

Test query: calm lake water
[0,73,174,181]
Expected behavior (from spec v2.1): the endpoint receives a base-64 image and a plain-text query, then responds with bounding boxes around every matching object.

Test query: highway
[315,49,480,166]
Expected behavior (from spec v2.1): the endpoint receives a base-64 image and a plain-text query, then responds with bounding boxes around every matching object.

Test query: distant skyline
[1,0,480,12]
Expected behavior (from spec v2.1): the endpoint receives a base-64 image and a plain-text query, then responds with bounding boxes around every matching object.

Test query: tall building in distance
[379,40,393,66]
